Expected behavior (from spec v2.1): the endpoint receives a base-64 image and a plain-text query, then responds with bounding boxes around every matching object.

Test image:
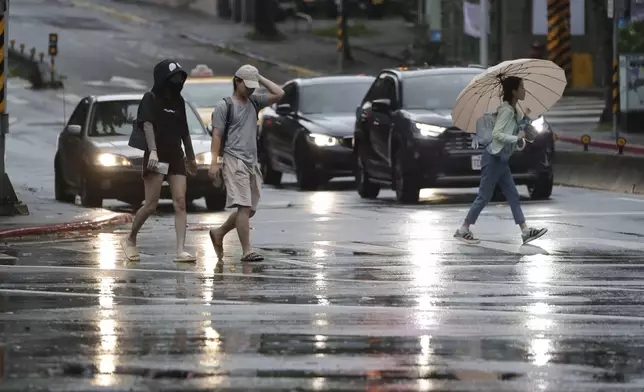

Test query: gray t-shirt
[212,94,269,166]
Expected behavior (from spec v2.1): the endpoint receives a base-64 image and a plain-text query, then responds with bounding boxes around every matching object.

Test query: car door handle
[373,120,380,126]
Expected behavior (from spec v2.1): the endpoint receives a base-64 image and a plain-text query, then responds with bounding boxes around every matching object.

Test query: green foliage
[619,21,644,53]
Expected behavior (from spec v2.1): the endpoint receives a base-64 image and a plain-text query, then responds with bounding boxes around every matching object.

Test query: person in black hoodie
[120,59,198,263]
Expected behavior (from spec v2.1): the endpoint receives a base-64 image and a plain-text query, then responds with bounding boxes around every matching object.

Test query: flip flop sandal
[209,229,224,260]
[240,252,264,262]
[173,252,197,263]
[120,237,140,261]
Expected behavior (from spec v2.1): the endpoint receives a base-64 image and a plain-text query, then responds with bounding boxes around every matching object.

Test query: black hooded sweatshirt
[137,59,194,162]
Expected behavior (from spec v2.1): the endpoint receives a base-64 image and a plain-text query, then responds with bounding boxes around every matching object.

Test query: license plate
[471,155,482,171]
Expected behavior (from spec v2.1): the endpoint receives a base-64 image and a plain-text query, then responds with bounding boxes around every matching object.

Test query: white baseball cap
[235,64,260,89]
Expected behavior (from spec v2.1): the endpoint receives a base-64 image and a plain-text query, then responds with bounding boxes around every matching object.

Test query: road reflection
[95,233,118,386]
[309,192,335,215]
[522,253,556,369]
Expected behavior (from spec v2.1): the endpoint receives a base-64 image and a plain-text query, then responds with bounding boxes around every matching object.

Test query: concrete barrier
[554,151,644,194]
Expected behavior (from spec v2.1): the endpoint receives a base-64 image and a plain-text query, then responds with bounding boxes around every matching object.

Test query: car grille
[444,129,483,151]
[339,136,353,149]
[130,157,144,169]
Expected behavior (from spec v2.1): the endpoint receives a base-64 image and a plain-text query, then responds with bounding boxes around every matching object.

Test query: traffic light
[48,33,57,57]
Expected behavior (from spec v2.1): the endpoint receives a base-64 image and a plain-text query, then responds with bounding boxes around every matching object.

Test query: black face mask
[166,81,183,95]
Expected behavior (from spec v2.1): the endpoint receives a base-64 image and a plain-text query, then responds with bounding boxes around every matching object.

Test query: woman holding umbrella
[451,59,565,245]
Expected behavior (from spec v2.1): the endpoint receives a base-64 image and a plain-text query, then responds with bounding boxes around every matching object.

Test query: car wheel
[393,150,420,203]
[80,175,103,208]
[54,157,74,203]
[528,171,554,200]
[355,150,380,199]
[260,149,282,187]
[294,142,320,191]
[205,188,227,211]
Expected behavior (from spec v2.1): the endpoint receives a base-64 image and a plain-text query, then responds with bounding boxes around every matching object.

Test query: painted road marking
[56,92,83,105]
[616,197,644,203]
[7,95,28,106]
[71,0,148,24]
[3,265,644,294]
[2,288,644,323]
[115,56,140,68]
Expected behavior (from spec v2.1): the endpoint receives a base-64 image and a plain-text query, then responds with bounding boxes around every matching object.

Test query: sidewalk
[0,186,132,240]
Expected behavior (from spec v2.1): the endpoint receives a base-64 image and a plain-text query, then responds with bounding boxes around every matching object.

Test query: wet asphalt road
[6,2,644,391]
[5,171,644,390]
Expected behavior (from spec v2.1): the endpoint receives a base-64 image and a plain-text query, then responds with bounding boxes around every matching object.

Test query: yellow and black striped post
[0,8,5,116]
[547,0,572,85]
[612,58,619,119]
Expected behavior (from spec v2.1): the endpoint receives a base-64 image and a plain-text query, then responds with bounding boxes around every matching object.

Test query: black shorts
[141,151,186,179]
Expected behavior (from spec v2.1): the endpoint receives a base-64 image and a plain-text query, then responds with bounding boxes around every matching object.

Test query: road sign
[608,0,614,18]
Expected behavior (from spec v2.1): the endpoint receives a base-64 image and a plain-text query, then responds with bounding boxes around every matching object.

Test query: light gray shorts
[222,153,262,211]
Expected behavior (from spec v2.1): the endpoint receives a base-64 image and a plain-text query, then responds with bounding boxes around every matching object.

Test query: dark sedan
[258,75,375,190]
[54,94,226,210]
[354,67,556,203]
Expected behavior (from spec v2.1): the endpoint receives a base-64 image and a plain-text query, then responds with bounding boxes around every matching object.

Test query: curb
[179,32,323,77]
[0,213,133,240]
[557,135,644,155]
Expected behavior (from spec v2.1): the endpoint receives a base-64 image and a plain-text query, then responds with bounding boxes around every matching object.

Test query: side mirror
[275,103,293,115]
[206,124,213,135]
[372,98,391,112]
[66,124,82,134]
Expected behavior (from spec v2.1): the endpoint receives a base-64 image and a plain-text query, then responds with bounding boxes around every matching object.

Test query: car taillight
[265,119,273,126]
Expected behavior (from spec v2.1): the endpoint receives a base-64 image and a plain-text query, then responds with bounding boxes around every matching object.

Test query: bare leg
[210,210,257,260]
[235,206,252,256]
[127,174,163,243]
[122,173,163,260]
[169,174,193,260]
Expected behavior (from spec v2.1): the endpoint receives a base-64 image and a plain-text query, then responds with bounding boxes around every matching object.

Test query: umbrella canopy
[451,58,567,133]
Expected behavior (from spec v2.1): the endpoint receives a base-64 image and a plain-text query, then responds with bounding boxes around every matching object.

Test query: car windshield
[88,100,205,137]
[182,81,232,108]
[298,81,373,114]
[402,72,481,110]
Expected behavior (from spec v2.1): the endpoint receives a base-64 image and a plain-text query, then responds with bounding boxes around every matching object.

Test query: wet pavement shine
[3,180,644,391]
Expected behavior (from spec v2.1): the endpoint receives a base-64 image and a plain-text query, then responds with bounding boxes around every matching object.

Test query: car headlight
[414,122,447,137]
[309,133,338,147]
[195,152,212,165]
[531,116,547,132]
[96,153,131,167]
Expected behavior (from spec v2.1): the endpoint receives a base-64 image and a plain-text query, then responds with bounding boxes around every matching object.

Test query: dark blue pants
[465,150,525,225]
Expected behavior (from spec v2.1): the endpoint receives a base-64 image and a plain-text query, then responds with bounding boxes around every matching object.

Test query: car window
[182,82,232,108]
[402,73,479,110]
[299,81,373,114]
[382,76,398,107]
[280,83,297,107]
[68,99,90,127]
[364,78,387,103]
[88,100,206,137]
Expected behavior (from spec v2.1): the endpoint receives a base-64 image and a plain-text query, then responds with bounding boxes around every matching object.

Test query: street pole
[479,0,488,67]
[336,0,343,73]
[611,0,619,139]
[0,0,8,210]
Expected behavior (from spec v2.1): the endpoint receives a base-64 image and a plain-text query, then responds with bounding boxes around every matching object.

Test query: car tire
[393,150,420,204]
[528,171,554,200]
[294,142,320,191]
[81,175,103,208]
[205,188,227,211]
[355,150,380,199]
[54,157,74,203]
[260,150,282,187]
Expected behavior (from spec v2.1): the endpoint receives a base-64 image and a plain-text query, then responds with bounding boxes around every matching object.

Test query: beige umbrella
[451,58,567,133]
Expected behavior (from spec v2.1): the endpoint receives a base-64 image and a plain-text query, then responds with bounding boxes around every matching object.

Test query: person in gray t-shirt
[208,65,284,263]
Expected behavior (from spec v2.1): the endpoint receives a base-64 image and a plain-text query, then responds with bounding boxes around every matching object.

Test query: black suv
[353,67,555,203]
